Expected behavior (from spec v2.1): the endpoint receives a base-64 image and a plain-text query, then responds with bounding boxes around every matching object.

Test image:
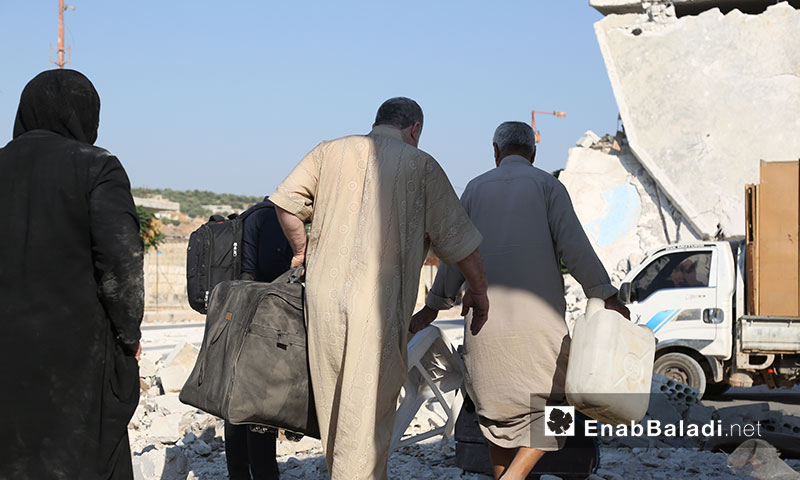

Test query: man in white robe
[411,121,629,480]
[269,97,490,480]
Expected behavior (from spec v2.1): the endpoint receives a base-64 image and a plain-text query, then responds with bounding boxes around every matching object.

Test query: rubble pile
[130,341,328,479]
[600,374,800,460]
[129,343,227,480]
[129,342,800,479]
[602,374,800,451]
[559,374,800,479]
[129,343,494,479]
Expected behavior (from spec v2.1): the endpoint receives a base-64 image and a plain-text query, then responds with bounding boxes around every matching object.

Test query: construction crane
[52,0,76,68]
[531,110,566,143]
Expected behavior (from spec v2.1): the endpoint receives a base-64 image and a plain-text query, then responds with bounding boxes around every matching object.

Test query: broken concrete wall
[591,0,800,16]
[594,3,800,238]
[560,134,700,329]
[559,133,700,282]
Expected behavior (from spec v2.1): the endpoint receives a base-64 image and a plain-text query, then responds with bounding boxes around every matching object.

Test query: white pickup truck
[616,161,800,398]
[620,161,800,395]
[618,240,799,397]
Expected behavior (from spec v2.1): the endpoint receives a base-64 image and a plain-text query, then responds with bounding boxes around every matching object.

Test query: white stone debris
[154,342,199,394]
[130,330,800,479]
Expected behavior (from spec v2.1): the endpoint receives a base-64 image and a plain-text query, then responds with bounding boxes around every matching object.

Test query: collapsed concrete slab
[594,3,800,238]
[590,0,800,16]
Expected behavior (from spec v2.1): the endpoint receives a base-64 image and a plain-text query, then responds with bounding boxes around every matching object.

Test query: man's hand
[276,206,308,269]
[124,341,142,361]
[605,294,631,320]
[409,306,438,334]
[290,252,305,269]
[462,289,489,335]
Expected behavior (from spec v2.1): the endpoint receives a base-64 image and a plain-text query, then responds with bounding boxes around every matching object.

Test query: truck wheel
[654,352,707,398]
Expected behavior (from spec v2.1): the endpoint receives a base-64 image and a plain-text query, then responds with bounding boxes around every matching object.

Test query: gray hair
[374,97,423,129]
[493,121,536,157]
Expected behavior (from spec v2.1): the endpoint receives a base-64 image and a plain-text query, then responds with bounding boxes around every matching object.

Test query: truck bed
[738,315,800,354]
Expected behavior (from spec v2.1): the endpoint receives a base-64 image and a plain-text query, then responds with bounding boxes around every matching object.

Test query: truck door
[626,248,720,353]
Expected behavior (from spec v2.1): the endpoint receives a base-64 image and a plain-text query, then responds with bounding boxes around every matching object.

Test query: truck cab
[618,239,800,397]
[618,241,740,397]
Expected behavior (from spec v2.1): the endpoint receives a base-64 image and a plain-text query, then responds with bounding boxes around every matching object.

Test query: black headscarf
[13,69,100,145]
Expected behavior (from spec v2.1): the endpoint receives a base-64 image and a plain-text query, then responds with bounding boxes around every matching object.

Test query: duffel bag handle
[274,266,305,285]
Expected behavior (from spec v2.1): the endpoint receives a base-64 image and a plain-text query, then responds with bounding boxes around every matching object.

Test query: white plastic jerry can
[565,298,656,426]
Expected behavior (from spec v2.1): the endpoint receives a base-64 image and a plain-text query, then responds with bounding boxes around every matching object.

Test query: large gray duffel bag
[179,268,320,438]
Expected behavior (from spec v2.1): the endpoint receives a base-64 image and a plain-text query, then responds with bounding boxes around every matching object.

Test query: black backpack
[186,201,275,314]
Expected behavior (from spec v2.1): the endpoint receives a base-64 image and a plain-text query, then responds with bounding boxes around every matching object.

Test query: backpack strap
[238,199,275,222]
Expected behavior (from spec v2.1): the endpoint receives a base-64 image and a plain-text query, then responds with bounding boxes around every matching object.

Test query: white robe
[270,126,482,479]
[427,155,616,450]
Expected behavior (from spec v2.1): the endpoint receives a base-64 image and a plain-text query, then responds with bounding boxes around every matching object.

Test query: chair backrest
[391,325,465,452]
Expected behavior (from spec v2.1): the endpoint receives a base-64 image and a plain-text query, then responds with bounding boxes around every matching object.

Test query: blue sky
[0,2,618,196]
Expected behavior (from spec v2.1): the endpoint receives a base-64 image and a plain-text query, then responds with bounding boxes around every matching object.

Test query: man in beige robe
[269,97,490,480]
[411,121,629,480]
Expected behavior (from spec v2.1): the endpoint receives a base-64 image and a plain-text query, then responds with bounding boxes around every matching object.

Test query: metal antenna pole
[54,0,75,68]
[57,0,66,68]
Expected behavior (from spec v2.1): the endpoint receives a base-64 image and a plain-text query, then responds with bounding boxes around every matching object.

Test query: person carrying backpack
[224,197,293,480]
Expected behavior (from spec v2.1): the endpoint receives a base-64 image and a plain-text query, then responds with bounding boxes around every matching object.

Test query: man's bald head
[374,97,423,129]
[374,97,424,147]
[493,121,536,164]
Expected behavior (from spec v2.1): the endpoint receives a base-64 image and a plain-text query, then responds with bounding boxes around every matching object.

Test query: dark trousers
[224,422,280,480]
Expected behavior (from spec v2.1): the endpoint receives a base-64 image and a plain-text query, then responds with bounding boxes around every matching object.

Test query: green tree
[137,206,165,251]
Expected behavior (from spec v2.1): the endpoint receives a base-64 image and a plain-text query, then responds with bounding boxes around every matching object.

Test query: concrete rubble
[129,342,800,478]
[728,439,800,479]
[147,341,200,394]
[592,2,800,239]
[599,374,800,454]
[560,132,699,280]
[129,343,498,479]
[583,375,800,479]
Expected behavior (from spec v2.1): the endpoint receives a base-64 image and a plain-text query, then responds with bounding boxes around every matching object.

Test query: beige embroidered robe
[427,155,616,451]
[269,126,482,479]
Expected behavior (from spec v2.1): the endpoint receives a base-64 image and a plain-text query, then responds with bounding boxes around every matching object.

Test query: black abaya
[0,69,143,480]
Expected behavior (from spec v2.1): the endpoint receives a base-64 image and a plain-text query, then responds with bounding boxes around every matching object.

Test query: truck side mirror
[619,283,632,304]
[702,308,724,324]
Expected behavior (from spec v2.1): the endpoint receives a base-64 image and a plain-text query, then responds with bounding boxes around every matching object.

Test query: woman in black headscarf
[0,69,143,480]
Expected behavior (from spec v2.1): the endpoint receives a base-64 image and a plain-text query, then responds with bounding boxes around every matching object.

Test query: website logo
[544,406,575,436]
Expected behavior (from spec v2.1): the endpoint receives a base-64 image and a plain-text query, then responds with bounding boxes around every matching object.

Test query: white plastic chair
[390,325,465,452]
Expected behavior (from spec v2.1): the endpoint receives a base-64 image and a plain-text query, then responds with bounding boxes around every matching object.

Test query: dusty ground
[134,302,800,479]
